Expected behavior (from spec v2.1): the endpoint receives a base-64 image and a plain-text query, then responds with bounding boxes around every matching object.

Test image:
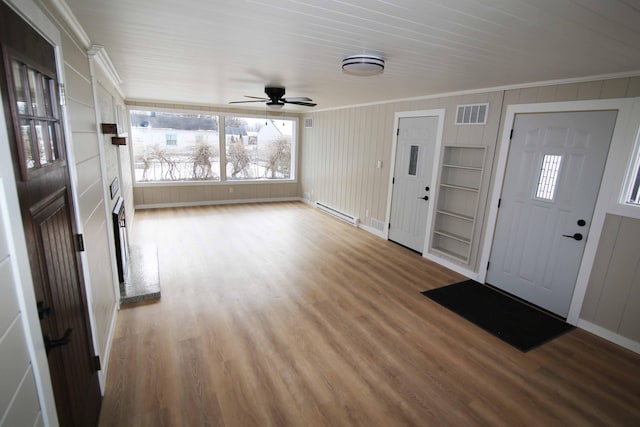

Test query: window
[11,59,61,175]
[625,128,640,205]
[535,154,562,201]
[130,110,220,182]
[165,132,177,146]
[130,110,297,183]
[408,145,419,176]
[226,117,294,181]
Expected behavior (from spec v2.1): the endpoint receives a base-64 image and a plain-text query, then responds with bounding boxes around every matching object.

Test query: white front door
[389,116,438,253]
[487,111,617,317]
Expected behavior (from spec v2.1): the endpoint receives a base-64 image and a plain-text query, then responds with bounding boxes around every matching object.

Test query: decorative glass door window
[11,59,61,176]
[408,145,419,176]
[535,154,562,201]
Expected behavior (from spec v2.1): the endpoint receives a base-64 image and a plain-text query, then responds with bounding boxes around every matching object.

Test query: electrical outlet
[229,187,234,193]
[366,209,370,217]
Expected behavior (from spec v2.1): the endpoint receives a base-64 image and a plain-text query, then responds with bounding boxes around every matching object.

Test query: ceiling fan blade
[228,100,267,104]
[283,100,317,107]
[244,96,268,100]
[282,97,312,102]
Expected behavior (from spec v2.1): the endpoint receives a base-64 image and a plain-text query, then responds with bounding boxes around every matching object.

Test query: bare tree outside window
[227,136,250,178]
[130,110,296,183]
[262,136,291,178]
[130,110,220,182]
[225,117,294,181]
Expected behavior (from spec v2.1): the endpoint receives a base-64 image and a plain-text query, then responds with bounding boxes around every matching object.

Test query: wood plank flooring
[98,202,640,426]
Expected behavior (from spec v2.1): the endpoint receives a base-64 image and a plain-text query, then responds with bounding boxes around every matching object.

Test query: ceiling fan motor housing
[265,86,286,102]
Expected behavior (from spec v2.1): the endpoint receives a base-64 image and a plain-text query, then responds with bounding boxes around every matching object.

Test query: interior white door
[487,111,617,317]
[389,116,438,252]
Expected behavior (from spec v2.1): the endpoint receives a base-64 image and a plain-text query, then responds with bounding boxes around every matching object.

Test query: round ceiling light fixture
[342,54,385,76]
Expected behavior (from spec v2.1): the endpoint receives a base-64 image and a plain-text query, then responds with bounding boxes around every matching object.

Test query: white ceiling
[61,0,640,111]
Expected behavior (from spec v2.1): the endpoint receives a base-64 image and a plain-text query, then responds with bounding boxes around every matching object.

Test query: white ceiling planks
[60,0,640,110]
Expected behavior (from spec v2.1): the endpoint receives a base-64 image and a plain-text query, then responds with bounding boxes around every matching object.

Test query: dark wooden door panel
[1,3,101,426]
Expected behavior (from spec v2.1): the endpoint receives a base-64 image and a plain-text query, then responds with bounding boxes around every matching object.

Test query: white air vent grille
[455,103,488,125]
[304,118,313,128]
[371,218,385,232]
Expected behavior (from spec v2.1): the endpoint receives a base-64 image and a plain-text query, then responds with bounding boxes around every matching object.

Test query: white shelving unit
[430,145,486,264]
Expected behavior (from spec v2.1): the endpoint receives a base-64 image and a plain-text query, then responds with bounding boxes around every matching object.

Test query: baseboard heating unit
[315,202,359,226]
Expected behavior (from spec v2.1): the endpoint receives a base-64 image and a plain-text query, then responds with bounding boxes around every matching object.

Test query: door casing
[480,98,637,325]
[385,109,445,253]
[0,0,104,424]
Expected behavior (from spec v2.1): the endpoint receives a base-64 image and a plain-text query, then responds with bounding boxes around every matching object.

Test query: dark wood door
[0,4,102,426]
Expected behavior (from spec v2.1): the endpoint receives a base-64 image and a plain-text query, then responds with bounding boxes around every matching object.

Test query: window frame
[622,125,640,207]
[128,107,299,187]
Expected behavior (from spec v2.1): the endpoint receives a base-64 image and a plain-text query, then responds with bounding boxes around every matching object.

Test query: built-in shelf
[433,229,471,244]
[436,209,474,222]
[430,145,487,264]
[442,164,483,171]
[440,183,479,192]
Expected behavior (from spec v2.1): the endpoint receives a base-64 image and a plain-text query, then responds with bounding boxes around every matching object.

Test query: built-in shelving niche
[430,145,486,264]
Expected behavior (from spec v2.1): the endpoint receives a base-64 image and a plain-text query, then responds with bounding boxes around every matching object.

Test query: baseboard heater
[315,201,359,226]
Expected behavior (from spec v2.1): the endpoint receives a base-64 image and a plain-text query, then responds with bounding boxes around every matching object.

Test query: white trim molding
[578,320,640,354]
[88,44,125,99]
[478,98,638,329]
[46,0,91,48]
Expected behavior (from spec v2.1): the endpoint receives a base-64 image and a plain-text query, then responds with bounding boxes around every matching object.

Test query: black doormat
[421,280,574,352]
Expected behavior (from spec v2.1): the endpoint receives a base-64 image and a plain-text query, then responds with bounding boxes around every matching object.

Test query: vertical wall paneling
[300,76,640,349]
[582,215,640,342]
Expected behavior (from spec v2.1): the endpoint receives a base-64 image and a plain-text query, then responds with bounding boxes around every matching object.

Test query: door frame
[385,109,445,253]
[1,0,105,424]
[479,98,637,325]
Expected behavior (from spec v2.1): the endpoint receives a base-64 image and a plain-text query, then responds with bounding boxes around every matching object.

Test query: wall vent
[371,218,385,232]
[304,118,313,128]
[455,103,488,125]
[315,202,359,226]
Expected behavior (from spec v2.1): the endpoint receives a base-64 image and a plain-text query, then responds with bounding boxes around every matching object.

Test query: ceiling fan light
[342,55,385,76]
[267,102,284,110]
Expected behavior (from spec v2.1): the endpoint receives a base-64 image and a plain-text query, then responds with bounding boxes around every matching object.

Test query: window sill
[133,179,298,188]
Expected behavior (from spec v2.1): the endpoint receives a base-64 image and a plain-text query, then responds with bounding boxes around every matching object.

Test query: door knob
[44,328,73,353]
[562,233,583,241]
[418,196,429,201]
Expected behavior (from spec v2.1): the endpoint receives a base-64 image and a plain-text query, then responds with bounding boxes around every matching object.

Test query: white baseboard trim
[577,319,640,354]
[135,196,301,210]
[98,302,119,394]
[422,251,479,281]
[358,223,386,239]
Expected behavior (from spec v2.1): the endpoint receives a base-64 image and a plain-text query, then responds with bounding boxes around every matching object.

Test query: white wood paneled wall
[57,21,117,369]
[0,188,43,427]
[301,76,640,273]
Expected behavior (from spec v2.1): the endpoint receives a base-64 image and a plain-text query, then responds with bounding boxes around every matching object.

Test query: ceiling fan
[229,86,316,109]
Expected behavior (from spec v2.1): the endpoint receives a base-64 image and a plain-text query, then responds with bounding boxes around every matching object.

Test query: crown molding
[88,44,125,99]
[46,0,90,48]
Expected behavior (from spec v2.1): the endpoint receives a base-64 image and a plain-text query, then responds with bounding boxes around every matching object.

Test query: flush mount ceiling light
[342,54,385,76]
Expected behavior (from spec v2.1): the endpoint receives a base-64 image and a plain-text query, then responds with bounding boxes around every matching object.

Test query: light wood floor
[98,202,640,427]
